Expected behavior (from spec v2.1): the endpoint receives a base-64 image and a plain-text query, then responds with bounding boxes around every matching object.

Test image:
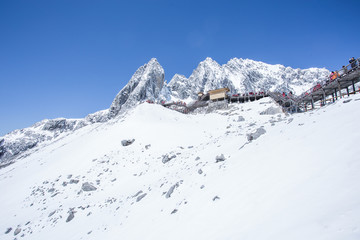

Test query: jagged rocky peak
[192,57,234,93]
[170,57,233,99]
[109,58,165,117]
[168,74,187,86]
[168,74,189,99]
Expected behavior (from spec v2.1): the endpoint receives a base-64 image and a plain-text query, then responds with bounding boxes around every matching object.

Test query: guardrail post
[338,82,342,99]
[347,87,350,96]
[334,89,338,100]
[352,80,356,93]
[311,98,314,109]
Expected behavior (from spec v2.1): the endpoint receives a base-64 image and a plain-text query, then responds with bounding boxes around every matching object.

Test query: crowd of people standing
[329,57,358,82]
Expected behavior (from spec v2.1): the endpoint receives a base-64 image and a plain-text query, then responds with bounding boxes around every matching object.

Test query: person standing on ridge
[341,65,348,76]
[349,57,357,70]
[330,71,335,81]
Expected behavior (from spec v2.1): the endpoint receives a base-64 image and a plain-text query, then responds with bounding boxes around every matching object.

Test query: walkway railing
[268,57,360,113]
[300,58,360,99]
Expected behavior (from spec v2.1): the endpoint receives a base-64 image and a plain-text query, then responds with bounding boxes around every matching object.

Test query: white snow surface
[1,95,360,240]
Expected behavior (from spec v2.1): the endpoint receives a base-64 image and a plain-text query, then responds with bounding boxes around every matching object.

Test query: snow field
[1,96,360,240]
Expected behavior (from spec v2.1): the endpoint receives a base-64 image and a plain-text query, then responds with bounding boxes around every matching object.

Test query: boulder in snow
[260,106,283,115]
[121,139,135,146]
[70,179,79,184]
[14,227,21,236]
[166,183,179,198]
[162,154,176,164]
[247,127,266,141]
[237,116,245,122]
[81,182,97,192]
[48,210,56,217]
[136,193,147,202]
[215,154,226,163]
[5,227,12,234]
[66,210,75,223]
[213,196,220,201]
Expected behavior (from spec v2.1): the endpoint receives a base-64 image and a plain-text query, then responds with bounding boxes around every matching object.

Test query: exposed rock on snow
[136,193,147,202]
[247,127,266,141]
[212,196,220,201]
[260,106,283,115]
[133,191,143,198]
[70,179,79,184]
[162,154,176,164]
[5,227,12,234]
[215,154,226,163]
[66,209,75,223]
[166,183,179,198]
[14,227,21,236]
[81,182,97,192]
[121,139,135,146]
[236,116,245,122]
[48,210,56,217]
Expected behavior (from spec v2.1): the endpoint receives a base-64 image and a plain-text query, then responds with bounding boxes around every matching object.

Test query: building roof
[208,88,230,95]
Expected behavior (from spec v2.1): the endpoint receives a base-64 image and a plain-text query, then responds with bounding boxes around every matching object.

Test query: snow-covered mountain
[1,94,360,240]
[109,58,165,117]
[168,57,329,99]
[0,57,329,165]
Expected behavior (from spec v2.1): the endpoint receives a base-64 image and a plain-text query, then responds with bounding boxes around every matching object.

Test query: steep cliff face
[109,58,165,117]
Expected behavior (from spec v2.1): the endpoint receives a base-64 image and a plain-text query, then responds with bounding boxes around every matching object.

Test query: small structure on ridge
[208,88,230,101]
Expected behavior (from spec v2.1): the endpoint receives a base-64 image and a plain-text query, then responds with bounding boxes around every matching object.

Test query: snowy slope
[1,95,359,240]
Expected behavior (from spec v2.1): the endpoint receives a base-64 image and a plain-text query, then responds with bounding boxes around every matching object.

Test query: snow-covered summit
[109,58,165,117]
[168,57,329,100]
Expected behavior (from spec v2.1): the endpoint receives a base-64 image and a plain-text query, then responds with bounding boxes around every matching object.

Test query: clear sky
[1,0,359,136]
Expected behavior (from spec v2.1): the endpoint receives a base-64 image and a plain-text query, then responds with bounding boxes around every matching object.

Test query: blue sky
[1,0,359,136]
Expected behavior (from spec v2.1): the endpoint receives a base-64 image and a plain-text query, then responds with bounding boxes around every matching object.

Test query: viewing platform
[270,58,360,112]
